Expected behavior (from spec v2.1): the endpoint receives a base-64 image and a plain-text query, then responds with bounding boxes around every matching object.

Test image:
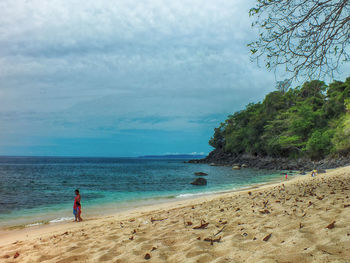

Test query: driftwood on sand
[193,220,209,229]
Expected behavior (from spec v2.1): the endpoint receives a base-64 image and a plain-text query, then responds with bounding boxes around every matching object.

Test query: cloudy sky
[0,0,347,157]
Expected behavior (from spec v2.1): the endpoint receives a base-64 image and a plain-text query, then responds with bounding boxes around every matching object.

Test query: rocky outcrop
[189,148,350,171]
[194,172,208,176]
[191,178,207,185]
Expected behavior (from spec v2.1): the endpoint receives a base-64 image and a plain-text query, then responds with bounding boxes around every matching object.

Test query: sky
[0,0,348,157]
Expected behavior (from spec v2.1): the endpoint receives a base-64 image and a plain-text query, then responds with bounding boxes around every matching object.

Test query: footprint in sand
[98,248,122,262]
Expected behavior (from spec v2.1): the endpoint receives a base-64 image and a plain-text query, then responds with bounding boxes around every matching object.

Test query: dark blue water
[0,157,282,226]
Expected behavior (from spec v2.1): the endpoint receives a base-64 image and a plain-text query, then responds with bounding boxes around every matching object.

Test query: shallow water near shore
[0,156,286,227]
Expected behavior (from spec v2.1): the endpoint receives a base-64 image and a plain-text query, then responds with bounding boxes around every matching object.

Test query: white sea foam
[176,191,218,198]
[26,222,43,227]
[49,217,74,223]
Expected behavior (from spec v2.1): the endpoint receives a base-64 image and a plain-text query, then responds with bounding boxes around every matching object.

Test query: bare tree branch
[249,0,350,80]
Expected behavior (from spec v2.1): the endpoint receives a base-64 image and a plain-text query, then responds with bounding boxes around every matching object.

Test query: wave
[25,222,43,227]
[49,217,74,223]
[176,190,223,198]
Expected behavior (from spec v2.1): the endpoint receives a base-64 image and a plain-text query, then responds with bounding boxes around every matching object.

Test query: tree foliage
[209,78,350,160]
[333,99,350,153]
[249,0,350,79]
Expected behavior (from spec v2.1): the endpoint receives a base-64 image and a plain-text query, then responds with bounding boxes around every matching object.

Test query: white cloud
[0,0,277,154]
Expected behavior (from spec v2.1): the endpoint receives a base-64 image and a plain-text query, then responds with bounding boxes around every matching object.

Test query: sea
[0,156,284,227]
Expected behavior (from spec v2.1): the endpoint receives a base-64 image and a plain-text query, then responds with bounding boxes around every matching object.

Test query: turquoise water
[0,157,283,227]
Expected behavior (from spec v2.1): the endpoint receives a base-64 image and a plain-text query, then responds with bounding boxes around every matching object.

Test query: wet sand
[0,165,350,262]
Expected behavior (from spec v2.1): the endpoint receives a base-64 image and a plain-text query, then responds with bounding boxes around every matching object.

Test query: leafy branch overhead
[249,0,350,79]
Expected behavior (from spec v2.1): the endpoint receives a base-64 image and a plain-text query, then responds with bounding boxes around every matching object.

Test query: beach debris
[204,236,221,245]
[151,247,157,251]
[129,236,134,240]
[150,217,168,223]
[220,208,224,212]
[344,204,350,208]
[308,201,313,207]
[263,200,269,208]
[14,252,20,259]
[248,191,252,196]
[132,229,137,234]
[129,219,135,222]
[144,253,151,260]
[3,255,10,259]
[214,226,226,236]
[186,221,193,226]
[242,232,248,237]
[193,220,209,229]
[253,237,257,240]
[259,209,270,214]
[299,223,304,229]
[192,206,195,209]
[194,172,208,176]
[263,233,272,242]
[235,208,240,212]
[326,221,336,229]
[197,237,201,240]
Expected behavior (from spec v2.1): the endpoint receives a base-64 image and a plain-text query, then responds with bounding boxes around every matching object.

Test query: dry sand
[1,166,350,263]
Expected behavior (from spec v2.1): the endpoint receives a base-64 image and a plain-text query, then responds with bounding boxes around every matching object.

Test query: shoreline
[0,169,287,230]
[1,165,349,262]
[0,172,299,246]
[190,148,350,171]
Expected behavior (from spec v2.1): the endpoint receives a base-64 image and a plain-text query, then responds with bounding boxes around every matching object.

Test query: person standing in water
[73,189,83,222]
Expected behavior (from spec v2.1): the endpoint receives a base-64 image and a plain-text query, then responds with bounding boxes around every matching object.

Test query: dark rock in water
[194,172,208,176]
[191,178,207,185]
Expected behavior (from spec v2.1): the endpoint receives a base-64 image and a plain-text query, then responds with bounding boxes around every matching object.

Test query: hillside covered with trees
[207,78,350,166]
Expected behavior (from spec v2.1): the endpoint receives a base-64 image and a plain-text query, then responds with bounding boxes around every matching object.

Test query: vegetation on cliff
[209,78,350,160]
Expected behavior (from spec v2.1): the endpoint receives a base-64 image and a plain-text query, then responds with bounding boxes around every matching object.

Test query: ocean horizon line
[0,154,207,159]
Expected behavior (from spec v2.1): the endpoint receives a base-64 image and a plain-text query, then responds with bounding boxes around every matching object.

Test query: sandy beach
[1,166,350,263]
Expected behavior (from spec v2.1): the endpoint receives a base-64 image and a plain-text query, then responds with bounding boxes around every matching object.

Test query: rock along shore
[188,148,350,171]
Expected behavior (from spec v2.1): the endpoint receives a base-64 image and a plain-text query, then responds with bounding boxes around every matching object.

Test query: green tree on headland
[333,99,350,154]
[209,78,350,160]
